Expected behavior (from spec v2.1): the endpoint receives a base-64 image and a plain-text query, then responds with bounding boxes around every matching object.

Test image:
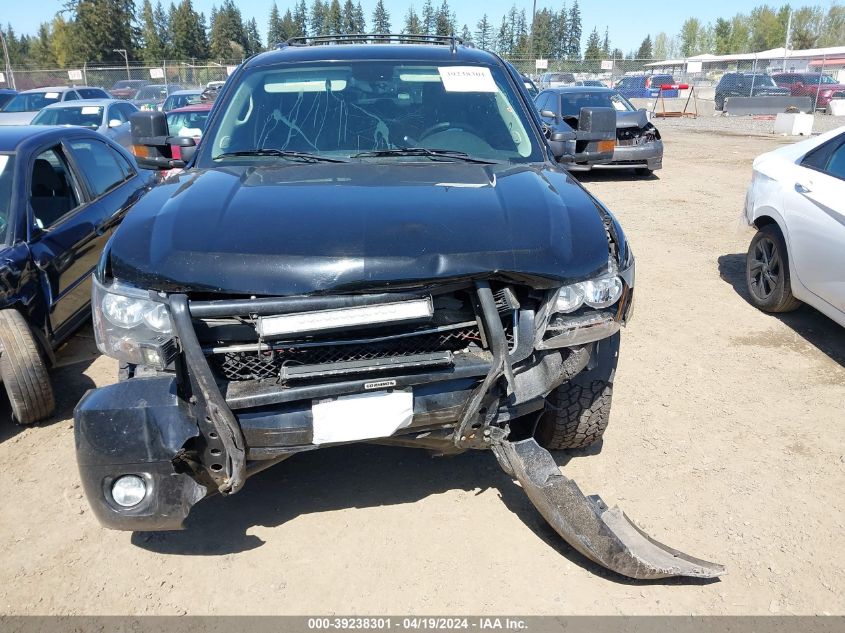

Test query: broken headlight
[538,272,625,348]
[92,277,177,370]
[553,273,623,313]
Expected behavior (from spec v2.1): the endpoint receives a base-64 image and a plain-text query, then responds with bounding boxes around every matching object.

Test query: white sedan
[743,127,845,326]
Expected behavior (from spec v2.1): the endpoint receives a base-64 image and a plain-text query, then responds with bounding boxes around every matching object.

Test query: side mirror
[545,120,576,161]
[540,109,558,120]
[130,110,195,170]
[108,119,123,128]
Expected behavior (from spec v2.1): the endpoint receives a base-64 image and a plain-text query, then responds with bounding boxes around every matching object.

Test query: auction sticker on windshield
[438,66,497,92]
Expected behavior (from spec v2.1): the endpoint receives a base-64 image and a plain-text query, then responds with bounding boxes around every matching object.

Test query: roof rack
[277,33,471,53]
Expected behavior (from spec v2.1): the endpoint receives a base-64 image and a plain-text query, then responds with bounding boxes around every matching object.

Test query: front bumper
[601,140,663,171]
[76,275,634,531]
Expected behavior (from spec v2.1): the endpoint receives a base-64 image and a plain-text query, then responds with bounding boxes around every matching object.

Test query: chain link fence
[3,53,844,110]
[1,60,242,94]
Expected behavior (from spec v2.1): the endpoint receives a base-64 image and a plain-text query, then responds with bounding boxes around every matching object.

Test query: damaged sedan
[536,86,663,175]
[75,34,722,581]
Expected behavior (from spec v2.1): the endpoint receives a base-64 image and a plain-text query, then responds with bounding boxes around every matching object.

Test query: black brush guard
[168,284,723,581]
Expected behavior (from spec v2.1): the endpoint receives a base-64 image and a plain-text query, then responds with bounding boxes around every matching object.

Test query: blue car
[0,89,16,111]
[614,74,677,99]
[0,126,153,424]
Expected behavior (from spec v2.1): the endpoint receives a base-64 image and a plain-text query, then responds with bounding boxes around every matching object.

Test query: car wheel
[746,225,802,313]
[535,333,619,451]
[0,309,56,425]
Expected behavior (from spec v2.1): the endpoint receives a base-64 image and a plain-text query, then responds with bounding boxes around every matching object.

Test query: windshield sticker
[81,106,100,115]
[438,67,497,93]
[44,92,60,99]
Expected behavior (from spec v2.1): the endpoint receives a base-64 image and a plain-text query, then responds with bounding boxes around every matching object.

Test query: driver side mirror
[130,110,196,170]
[108,119,123,128]
[540,109,558,120]
[545,120,576,161]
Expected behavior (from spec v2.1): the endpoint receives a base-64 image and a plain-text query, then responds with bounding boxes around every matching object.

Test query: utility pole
[782,9,792,72]
[528,0,537,64]
[113,48,130,80]
[0,28,16,90]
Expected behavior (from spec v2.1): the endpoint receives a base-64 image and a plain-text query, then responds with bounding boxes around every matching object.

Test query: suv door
[785,137,845,311]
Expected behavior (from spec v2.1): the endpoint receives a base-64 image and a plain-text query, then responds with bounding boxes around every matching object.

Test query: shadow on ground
[0,329,98,443]
[718,253,845,367]
[572,168,659,184]
[131,440,716,586]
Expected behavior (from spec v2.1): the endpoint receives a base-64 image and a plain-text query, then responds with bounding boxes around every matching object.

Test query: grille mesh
[211,326,483,381]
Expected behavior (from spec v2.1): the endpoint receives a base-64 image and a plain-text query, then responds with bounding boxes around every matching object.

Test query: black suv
[75,35,723,581]
[714,72,790,110]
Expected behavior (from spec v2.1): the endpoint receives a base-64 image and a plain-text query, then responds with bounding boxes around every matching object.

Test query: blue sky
[7,0,800,53]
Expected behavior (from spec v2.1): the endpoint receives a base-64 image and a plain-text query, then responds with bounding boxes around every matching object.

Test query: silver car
[0,86,108,125]
[29,99,139,148]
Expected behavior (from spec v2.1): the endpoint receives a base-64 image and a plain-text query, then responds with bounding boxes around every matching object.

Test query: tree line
[1,0,844,70]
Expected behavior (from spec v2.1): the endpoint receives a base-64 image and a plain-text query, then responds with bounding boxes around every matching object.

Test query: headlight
[540,272,626,349]
[554,273,624,313]
[92,277,177,370]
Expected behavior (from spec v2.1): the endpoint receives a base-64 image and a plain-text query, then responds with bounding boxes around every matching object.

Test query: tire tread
[0,310,55,425]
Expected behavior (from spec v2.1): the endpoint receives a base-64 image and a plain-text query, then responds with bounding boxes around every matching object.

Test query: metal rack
[277,33,470,53]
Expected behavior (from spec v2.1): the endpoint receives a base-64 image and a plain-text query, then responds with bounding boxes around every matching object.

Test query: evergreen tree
[170,0,208,59]
[372,0,390,33]
[31,23,57,67]
[246,17,262,52]
[421,0,435,35]
[293,0,309,36]
[342,0,356,34]
[460,24,471,43]
[531,9,554,59]
[325,0,343,34]
[140,0,165,62]
[474,14,493,50]
[404,6,422,35]
[496,14,510,56]
[435,0,454,36]
[353,2,366,32]
[583,27,601,60]
[155,1,171,58]
[268,2,284,46]
[209,0,246,58]
[65,0,137,62]
[601,27,610,57]
[280,9,297,39]
[566,0,581,58]
[552,4,568,60]
[512,9,528,57]
[635,34,652,59]
[310,0,327,36]
[712,18,731,55]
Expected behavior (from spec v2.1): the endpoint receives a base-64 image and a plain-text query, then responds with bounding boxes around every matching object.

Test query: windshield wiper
[213,149,348,163]
[351,147,498,164]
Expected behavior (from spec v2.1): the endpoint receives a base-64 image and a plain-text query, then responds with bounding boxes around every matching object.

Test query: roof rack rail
[276,33,471,53]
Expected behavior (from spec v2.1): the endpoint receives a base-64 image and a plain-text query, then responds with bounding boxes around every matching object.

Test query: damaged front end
[75,231,722,580]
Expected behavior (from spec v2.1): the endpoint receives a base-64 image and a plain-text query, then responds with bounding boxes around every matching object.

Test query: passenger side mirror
[540,109,558,120]
[108,119,123,129]
[130,110,196,170]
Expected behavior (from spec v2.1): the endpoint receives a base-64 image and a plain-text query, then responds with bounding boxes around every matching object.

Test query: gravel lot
[1,121,844,615]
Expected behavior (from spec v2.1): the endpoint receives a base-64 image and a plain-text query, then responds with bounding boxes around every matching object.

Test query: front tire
[746,225,802,313]
[0,309,55,425]
[535,333,619,450]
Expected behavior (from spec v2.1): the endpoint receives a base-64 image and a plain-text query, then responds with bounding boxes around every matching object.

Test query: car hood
[0,112,37,125]
[616,110,650,129]
[108,162,613,296]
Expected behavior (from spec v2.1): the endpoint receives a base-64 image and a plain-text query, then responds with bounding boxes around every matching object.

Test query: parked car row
[772,72,845,110]
[0,86,110,125]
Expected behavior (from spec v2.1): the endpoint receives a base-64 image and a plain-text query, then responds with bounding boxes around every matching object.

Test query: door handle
[795,182,812,194]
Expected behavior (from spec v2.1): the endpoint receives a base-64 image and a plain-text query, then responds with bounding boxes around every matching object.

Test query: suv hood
[109,162,612,296]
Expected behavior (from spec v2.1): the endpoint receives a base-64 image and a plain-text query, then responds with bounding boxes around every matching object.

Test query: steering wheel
[419,121,486,140]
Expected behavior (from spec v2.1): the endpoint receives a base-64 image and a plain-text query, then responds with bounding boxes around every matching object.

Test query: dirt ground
[1,125,844,616]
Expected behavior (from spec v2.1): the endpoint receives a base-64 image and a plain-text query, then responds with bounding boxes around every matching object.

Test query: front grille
[211,325,484,381]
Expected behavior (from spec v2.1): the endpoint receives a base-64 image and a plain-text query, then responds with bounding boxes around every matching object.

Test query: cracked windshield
[205,61,542,164]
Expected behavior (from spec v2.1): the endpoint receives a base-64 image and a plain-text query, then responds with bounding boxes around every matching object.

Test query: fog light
[111,475,146,507]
